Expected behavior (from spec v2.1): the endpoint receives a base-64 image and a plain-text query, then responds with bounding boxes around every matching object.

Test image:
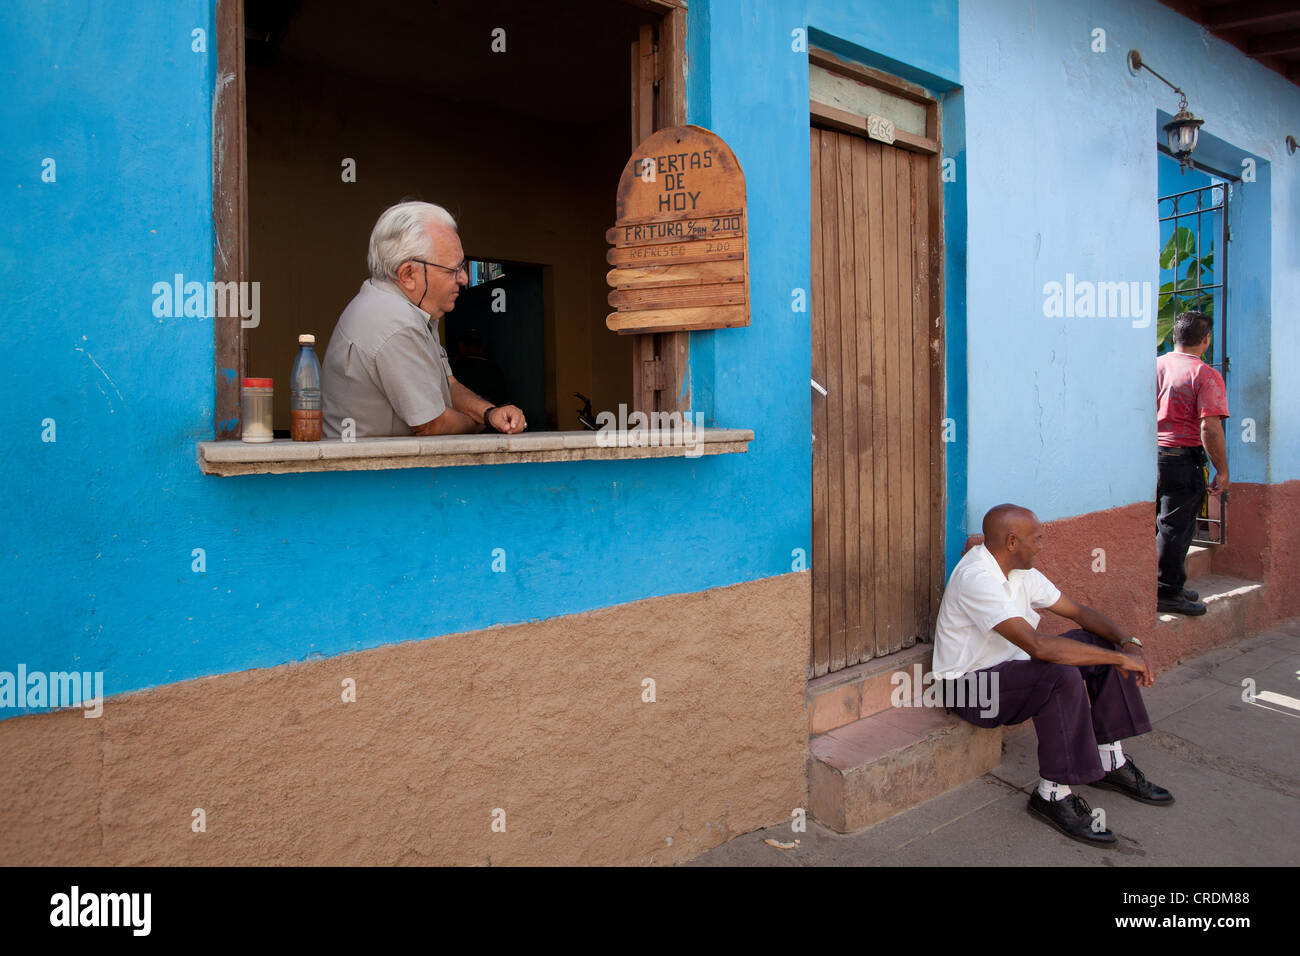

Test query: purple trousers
[951,629,1152,784]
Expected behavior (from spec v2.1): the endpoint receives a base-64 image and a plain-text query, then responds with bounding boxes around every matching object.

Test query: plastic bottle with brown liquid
[290,334,323,441]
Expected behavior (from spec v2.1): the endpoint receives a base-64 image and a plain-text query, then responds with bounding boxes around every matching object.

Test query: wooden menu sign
[606,125,749,334]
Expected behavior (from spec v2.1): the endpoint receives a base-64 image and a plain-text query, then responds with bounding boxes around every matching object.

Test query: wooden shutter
[629,12,690,416]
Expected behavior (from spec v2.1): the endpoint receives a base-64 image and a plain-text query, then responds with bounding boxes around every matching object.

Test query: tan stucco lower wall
[0,573,809,866]
[1213,479,1300,622]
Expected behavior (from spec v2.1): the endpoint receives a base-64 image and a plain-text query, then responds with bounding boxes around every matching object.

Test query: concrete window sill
[196,429,754,476]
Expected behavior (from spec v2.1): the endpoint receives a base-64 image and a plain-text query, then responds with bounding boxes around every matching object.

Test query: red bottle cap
[243,378,273,388]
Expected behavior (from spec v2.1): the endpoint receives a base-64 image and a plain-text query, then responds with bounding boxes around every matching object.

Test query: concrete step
[1185,544,1214,579]
[806,643,930,734]
[808,706,1002,833]
[1151,573,1268,670]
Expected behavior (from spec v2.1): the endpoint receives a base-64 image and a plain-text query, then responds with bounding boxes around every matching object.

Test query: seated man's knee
[1042,661,1086,694]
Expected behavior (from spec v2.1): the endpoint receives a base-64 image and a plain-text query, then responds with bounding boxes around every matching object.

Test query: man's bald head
[982,504,1042,569]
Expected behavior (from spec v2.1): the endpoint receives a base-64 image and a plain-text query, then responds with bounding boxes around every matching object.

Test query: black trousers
[1156,447,1207,598]
[952,629,1152,784]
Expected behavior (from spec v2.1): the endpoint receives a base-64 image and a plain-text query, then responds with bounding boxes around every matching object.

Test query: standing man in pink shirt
[1156,311,1230,615]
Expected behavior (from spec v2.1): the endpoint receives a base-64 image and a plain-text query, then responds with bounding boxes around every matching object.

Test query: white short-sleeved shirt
[931,544,1062,679]
[322,279,454,438]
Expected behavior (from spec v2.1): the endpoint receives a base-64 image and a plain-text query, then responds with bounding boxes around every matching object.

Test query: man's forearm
[1035,633,1130,668]
[450,380,492,425]
[410,408,479,435]
[1201,419,1228,476]
[1071,604,1130,646]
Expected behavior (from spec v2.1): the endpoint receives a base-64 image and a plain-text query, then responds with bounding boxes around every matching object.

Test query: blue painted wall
[1,0,960,717]
[941,88,970,573]
[958,0,1298,527]
[3,0,1295,717]
[1225,161,1275,483]
[689,0,966,568]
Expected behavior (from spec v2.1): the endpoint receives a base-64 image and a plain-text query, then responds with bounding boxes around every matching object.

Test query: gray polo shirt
[322,279,454,438]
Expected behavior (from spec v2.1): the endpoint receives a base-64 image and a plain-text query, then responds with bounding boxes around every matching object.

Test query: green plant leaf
[1156,224,1218,354]
[1159,227,1197,269]
[1157,315,1176,346]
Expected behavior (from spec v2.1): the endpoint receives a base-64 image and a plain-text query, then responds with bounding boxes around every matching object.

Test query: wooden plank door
[810,124,940,677]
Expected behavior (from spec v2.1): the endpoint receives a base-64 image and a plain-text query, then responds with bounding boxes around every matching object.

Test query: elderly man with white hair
[322,200,526,438]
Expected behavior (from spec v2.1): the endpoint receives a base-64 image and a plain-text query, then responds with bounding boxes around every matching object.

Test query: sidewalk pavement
[686,618,1300,866]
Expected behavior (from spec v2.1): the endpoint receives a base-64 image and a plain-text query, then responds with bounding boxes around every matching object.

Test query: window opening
[1158,167,1230,545]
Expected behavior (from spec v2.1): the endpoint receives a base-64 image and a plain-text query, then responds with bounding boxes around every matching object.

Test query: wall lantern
[1127,49,1204,174]
[1287,135,1298,156]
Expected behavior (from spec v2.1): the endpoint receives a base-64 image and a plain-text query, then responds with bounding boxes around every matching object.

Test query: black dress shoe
[1157,594,1207,615]
[1182,587,1199,601]
[1027,791,1116,846]
[1091,758,1174,806]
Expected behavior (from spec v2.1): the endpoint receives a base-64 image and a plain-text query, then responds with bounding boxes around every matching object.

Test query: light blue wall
[1227,163,1276,482]
[958,0,1299,526]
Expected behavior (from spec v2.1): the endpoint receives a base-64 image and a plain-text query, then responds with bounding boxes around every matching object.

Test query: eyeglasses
[411,257,468,277]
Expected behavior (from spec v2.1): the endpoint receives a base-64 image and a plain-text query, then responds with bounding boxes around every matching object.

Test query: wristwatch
[1120,635,1143,648]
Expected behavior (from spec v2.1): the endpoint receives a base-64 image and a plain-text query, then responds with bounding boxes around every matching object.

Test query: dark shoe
[1158,594,1207,615]
[1092,757,1174,806]
[1026,791,1116,846]
[1182,587,1199,601]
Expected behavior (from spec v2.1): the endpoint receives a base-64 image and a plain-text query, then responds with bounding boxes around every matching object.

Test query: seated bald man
[933,504,1173,847]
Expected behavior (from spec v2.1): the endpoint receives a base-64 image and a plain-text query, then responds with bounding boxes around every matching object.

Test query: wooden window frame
[628,1,691,416]
[212,0,247,440]
[809,47,940,155]
[210,0,689,439]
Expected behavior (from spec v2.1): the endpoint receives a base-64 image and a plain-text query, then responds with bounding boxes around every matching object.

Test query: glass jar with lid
[241,378,274,443]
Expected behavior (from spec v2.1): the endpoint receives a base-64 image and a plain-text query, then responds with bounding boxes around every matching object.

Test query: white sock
[1037,779,1072,801]
[1099,741,1126,772]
